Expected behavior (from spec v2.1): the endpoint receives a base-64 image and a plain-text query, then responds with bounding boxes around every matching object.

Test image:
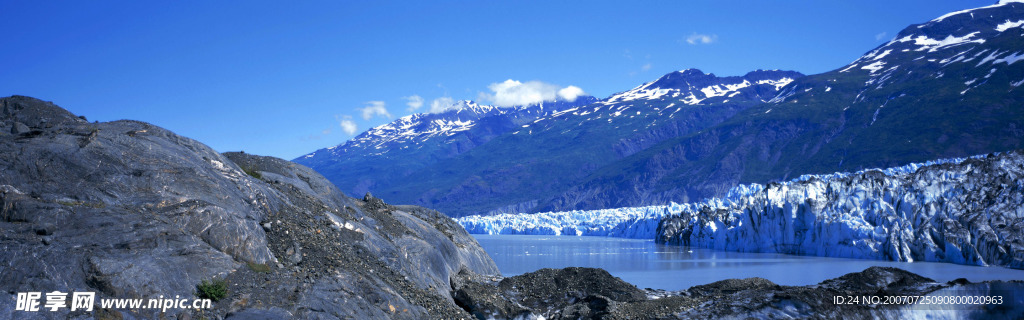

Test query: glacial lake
[474,235,1024,291]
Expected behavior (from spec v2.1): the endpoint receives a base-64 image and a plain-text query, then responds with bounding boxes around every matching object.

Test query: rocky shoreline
[2,95,1022,319]
[452,266,1024,319]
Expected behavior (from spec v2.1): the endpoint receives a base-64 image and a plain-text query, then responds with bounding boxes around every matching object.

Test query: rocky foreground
[452,266,1024,319]
[1,95,1022,319]
[0,96,496,319]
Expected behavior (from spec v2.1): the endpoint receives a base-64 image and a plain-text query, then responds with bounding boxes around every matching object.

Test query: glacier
[458,186,759,239]
[457,151,1024,269]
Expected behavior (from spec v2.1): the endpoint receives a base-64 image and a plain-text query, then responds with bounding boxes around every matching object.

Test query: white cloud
[480,79,587,107]
[404,95,424,111]
[358,100,391,120]
[641,63,652,71]
[557,86,585,101]
[875,31,888,41]
[686,33,718,45]
[335,115,358,135]
[430,96,456,113]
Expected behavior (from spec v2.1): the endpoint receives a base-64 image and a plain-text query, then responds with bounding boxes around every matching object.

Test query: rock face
[0,96,498,319]
[450,267,649,319]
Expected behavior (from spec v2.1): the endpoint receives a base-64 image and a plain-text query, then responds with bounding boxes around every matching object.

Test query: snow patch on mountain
[700,80,751,99]
[861,61,887,74]
[996,19,1024,32]
[994,51,1024,65]
[895,32,986,52]
[606,84,678,103]
[757,78,795,90]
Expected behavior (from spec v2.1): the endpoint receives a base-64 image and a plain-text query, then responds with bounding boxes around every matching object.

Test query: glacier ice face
[459,203,672,238]
[458,151,1024,269]
[457,184,762,239]
[457,155,971,238]
[659,151,1024,268]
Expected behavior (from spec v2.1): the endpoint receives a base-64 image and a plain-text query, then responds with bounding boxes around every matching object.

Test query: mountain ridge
[298,69,803,216]
[294,96,599,198]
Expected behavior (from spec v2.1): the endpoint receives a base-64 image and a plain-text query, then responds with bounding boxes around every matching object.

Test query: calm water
[474,235,1024,291]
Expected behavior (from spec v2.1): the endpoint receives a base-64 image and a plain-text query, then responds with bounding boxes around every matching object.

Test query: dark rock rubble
[453,266,1024,320]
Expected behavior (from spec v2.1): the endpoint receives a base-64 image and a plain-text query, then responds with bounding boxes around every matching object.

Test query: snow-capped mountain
[299,98,594,160]
[307,101,493,158]
[831,0,1024,98]
[294,97,597,198]
[606,69,800,104]
[766,0,1024,108]
[458,150,1024,269]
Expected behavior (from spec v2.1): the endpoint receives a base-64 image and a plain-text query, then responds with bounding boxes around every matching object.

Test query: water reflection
[474,235,1024,291]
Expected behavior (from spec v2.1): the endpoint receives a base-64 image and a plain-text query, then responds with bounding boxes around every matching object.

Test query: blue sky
[1,0,994,159]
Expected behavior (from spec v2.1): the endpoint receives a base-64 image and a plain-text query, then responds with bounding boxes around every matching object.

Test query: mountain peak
[605,69,803,104]
[677,68,707,76]
[296,96,598,162]
[742,69,804,82]
[429,99,485,114]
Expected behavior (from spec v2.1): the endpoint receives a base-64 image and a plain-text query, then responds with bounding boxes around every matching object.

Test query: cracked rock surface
[0,96,497,319]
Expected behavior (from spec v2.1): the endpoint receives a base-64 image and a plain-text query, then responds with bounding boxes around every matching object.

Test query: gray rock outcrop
[0,96,497,319]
